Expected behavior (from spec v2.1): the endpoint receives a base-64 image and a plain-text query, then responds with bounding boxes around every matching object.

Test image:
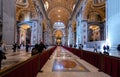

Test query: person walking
[103,45,106,51]
[93,44,97,52]
[26,44,29,52]
[12,42,17,52]
[38,41,46,53]
[31,44,39,56]
[106,45,109,51]
[79,44,83,50]
[17,44,21,52]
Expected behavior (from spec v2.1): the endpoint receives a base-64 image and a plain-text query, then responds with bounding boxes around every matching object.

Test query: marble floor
[1,49,31,69]
[1,46,53,70]
[37,46,110,77]
[1,46,120,70]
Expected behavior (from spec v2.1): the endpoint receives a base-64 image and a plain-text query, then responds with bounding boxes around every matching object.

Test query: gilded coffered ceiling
[42,0,78,26]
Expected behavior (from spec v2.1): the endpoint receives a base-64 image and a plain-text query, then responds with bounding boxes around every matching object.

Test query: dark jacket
[0,50,6,60]
[38,43,46,53]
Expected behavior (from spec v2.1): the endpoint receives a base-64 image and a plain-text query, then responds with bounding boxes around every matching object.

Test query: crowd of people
[31,41,46,56]
[69,43,110,55]
[12,41,46,55]
[103,45,110,51]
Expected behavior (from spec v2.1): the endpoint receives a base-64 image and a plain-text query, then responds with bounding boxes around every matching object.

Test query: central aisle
[37,46,110,77]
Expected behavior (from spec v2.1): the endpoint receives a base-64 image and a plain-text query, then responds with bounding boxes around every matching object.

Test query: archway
[54,30,63,45]
[17,23,31,46]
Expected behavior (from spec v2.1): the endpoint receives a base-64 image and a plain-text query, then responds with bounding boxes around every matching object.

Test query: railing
[62,46,120,77]
[0,46,56,77]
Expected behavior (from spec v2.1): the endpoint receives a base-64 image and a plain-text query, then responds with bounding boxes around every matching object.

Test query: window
[44,1,49,10]
[53,22,65,29]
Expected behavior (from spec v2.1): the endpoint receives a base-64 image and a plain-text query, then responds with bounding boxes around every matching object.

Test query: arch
[83,9,105,21]
[82,0,105,20]
[16,9,31,21]
[16,0,29,8]
[87,11,102,22]
[53,30,63,38]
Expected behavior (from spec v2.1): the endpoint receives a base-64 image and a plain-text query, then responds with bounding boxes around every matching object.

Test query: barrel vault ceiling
[42,0,78,27]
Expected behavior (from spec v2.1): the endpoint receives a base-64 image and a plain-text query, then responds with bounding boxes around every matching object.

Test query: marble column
[2,0,16,45]
[107,0,120,47]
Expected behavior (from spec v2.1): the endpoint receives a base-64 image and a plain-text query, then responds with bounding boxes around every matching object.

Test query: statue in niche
[88,25,101,41]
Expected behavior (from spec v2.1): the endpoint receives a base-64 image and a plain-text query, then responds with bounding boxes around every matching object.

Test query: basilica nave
[0,0,120,77]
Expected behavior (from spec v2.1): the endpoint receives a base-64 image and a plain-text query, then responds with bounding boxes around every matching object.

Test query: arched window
[53,22,65,29]
[44,1,49,10]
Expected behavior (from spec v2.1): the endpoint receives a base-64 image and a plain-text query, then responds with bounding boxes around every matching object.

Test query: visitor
[17,44,21,51]
[103,45,106,51]
[74,44,77,48]
[79,44,83,50]
[12,42,17,52]
[38,41,46,53]
[31,44,39,56]
[26,43,29,52]
[93,44,97,52]
[106,45,110,51]
[69,44,72,48]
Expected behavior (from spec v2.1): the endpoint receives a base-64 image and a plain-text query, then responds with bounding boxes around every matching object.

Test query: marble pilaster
[2,0,16,45]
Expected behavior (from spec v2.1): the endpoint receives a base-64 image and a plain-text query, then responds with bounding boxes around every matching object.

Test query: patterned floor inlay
[52,59,89,72]
[2,60,20,66]
[10,53,20,56]
[56,54,71,57]
[1,50,31,70]
[1,60,20,69]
